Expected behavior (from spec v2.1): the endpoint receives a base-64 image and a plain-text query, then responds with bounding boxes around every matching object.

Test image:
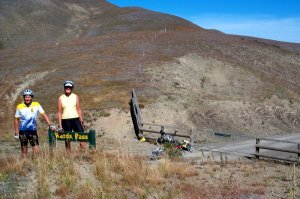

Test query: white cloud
[187,14,300,43]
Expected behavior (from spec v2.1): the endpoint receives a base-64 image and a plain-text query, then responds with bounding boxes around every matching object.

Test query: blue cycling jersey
[15,102,45,131]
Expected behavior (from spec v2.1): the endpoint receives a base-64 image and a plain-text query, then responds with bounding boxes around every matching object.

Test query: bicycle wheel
[156,137,163,145]
[181,149,187,159]
[151,147,164,160]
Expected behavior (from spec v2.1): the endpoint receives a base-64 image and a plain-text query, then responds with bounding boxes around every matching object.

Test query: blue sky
[107,0,300,43]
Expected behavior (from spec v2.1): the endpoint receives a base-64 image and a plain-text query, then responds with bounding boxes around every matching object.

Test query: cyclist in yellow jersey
[14,89,53,157]
[58,81,85,151]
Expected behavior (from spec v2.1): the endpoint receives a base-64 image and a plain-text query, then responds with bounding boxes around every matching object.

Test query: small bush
[163,143,183,159]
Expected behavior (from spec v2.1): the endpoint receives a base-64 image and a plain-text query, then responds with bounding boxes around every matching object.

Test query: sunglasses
[64,86,73,89]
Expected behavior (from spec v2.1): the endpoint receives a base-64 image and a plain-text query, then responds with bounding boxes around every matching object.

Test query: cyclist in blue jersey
[14,89,53,157]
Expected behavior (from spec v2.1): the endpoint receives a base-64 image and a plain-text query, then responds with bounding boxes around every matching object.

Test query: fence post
[255,138,260,159]
[89,130,96,149]
[130,89,143,139]
[48,129,56,150]
[190,129,194,145]
[297,144,300,163]
[232,135,235,153]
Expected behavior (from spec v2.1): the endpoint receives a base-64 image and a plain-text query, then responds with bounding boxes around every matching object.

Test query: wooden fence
[130,89,300,163]
[129,89,193,142]
[255,137,300,163]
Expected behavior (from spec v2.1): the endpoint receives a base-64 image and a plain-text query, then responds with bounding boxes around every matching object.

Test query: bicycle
[156,126,179,145]
[151,126,192,160]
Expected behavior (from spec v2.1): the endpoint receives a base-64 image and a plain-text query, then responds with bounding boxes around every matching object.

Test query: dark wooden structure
[129,89,193,142]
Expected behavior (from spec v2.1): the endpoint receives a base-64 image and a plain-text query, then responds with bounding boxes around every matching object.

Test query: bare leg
[32,145,40,158]
[80,142,86,150]
[21,145,29,158]
[65,140,71,153]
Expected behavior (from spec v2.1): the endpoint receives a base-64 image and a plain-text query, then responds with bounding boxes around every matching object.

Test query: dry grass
[159,159,198,179]
[0,154,28,181]
[1,146,299,198]
[36,156,51,198]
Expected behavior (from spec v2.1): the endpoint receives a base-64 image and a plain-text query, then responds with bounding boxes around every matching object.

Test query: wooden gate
[129,89,193,142]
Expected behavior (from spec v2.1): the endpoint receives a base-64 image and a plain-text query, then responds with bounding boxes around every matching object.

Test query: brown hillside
[0,0,200,48]
[2,2,300,198]
[0,0,300,138]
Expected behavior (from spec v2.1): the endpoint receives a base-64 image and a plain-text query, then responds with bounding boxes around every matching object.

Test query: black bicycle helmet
[64,80,74,88]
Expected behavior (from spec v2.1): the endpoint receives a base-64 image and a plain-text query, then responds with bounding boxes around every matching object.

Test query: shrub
[163,143,183,159]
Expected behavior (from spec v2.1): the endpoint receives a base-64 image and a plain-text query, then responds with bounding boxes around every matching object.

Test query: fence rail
[139,128,192,139]
[129,89,193,142]
[254,138,300,163]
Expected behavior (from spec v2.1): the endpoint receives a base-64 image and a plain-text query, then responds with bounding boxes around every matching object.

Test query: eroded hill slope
[0,0,300,138]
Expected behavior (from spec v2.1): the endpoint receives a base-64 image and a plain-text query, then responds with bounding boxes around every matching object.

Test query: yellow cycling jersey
[15,101,45,131]
[60,93,79,119]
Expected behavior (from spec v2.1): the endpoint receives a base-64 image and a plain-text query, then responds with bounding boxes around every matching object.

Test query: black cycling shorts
[19,130,39,147]
[62,118,84,132]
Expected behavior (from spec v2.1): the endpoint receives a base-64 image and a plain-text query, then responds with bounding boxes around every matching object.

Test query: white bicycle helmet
[64,80,74,88]
[22,89,34,97]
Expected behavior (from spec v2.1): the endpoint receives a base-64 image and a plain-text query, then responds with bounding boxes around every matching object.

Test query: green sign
[54,131,89,141]
[48,129,96,149]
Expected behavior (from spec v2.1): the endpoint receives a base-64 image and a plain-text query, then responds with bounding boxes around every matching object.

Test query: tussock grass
[56,160,78,197]
[92,151,166,197]
[1,147,296,198]
[0,151,235,198]
[0,154,31,180]
[36,156,51,198]
[159,159,198,179]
